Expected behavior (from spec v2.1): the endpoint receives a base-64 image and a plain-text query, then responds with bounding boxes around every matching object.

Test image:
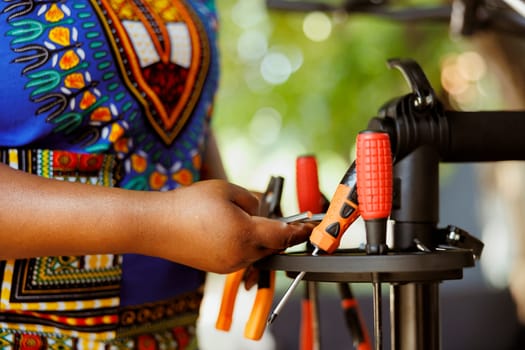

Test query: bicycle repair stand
[258,57,525,349]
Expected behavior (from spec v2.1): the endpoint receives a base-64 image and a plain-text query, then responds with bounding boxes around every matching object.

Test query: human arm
[200,129,228,181]
[0,162,310,273]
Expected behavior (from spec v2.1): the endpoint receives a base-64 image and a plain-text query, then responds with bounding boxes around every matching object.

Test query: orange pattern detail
[64,72,85,89]
[149,171,168,189]
[91,106,112,123]
[114,138,130,153]
[60,50,81,70]
[172,168,192,186]
[131,154,148,173]
[192,152,201,170]
[49,26,70,46]
[45,3,65,22]
[107,123,125,142]
[80,91,97,109]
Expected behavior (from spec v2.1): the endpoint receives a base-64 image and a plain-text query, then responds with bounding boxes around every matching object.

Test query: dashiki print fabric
[0,0,219,348]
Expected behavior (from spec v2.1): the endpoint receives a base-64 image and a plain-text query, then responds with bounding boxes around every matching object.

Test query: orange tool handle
[296,155,323,214]
[215,268,245,331]
[244,270,276,340]
[356,131,392,220]
[309,162,359,253]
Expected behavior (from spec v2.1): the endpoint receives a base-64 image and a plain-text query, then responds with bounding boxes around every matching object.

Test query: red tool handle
[296,155,323,214]
[356,131,392,220]
[356,130,393,254]
[296,155,322,350]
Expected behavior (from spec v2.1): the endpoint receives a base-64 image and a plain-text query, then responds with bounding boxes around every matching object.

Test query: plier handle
[215,176,283,340]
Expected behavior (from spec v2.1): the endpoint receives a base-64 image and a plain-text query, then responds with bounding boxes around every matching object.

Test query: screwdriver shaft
[268,247,319,325]
[373,274,382,350]
[268,270,305,325]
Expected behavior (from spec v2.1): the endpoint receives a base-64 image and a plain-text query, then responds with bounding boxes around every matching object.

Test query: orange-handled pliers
[215,176,283,340]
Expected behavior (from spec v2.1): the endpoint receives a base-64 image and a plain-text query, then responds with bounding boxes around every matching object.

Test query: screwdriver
[268,159,360,325]
[338,283,372,350]
[296,155,324,350]
[356,130,393,350]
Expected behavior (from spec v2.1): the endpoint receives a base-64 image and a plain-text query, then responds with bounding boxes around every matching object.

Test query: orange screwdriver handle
[244,269,276,340]
[356,130,393,254]
[215,268,245,331]
[309,162,360,254]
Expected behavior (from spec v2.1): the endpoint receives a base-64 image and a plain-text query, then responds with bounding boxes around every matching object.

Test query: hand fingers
[228,183,260,216]
[242,265,259,290]
[251,217,314,252]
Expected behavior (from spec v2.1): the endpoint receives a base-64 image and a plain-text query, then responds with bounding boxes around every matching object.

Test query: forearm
[0,163,145,259]
[0,163,312,273]
[200,129,227,180]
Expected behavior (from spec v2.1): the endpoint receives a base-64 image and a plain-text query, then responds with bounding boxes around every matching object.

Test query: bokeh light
[302,11,332,42]
[249,107,282,145]
[260,51,293,84]
[441,51,490,109]
[237,30,268,62]
[230,0,267,29]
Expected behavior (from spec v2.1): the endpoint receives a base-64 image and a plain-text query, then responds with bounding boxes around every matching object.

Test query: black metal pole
[390,145,441,350]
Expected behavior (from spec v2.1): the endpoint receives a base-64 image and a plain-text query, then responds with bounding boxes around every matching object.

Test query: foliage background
[212,0,482,213]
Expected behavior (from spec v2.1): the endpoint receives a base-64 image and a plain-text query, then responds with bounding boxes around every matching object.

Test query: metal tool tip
[267,313,278,325]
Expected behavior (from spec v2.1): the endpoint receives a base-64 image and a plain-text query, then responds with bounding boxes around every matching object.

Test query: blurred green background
[212,0,503,214]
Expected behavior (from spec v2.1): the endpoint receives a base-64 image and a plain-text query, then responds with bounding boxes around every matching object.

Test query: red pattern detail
[142,62,189,118]
[5,309,118,327]
[19,334,44,350]
[53,151,105,172]
[53,151,78,170]
[137,334,158,350]
[172,326,190,348]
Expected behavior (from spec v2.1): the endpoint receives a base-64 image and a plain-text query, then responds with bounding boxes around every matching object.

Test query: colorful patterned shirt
[0,0,219,348]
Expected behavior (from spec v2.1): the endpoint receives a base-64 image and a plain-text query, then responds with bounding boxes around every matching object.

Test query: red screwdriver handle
[356,131,392,219]
[356,130,393,254]
[296,155,323,214]
[295,155,321,350]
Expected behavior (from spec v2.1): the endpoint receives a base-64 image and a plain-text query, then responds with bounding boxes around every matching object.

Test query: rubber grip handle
[215,269,245,331]
[296,155,323,214]
[356,131,393,220]
[244,270,276,340]
[339,283,372,350]
[309,162,359,254]
[300,298,314,350]
[296,155,319,350]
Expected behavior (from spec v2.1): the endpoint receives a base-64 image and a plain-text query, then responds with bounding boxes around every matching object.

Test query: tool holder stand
[257,58,525,349]
[260,248,473,349]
